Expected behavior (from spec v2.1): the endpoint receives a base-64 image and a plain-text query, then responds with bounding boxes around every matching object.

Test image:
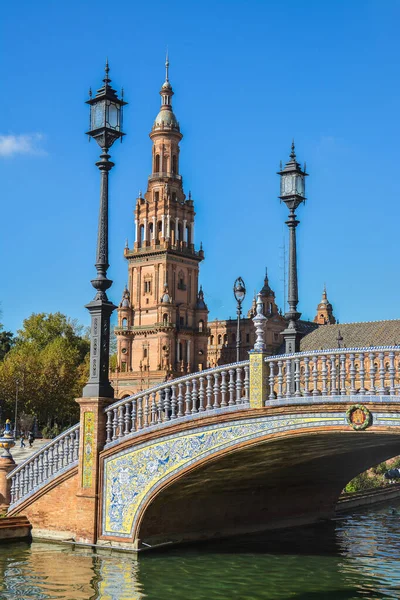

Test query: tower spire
[165,49,169,82]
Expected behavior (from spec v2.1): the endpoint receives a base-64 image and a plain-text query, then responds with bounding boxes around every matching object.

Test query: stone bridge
[5,346,400,550]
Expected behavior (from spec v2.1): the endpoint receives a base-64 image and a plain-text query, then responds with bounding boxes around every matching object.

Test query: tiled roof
[300,320,400,351]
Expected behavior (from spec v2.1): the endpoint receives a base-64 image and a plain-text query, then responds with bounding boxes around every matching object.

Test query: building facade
[112,61,208,397]
[207,270,287,366]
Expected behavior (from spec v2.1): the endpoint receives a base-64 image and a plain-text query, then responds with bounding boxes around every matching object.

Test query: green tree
[0,329,14,361]
[0,312,90,429]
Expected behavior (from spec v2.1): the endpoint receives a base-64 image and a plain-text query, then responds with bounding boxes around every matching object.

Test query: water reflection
[0,504,399,599]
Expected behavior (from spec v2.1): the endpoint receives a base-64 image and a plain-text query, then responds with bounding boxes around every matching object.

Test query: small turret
[314,286,336,325]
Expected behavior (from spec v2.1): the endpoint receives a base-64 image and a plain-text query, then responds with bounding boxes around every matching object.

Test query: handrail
[104,360,250,445]
[263,347,400,401]
[8,424,80,507]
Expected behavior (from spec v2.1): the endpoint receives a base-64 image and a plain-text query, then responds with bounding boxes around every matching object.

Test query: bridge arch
[99,407,400,548]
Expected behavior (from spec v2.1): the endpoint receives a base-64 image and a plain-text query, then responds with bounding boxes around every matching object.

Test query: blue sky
[1,0,400,333]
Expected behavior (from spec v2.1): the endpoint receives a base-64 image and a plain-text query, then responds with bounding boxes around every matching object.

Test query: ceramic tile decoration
[82,411,95,488]
[102,412,345,538]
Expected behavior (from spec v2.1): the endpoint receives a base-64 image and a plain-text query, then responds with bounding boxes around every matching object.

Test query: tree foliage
[0,312,90,429]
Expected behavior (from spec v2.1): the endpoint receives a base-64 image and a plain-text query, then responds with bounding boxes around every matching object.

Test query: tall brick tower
[113,58,208,396]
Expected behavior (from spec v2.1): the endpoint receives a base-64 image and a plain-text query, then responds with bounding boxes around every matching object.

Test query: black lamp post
[278,142,307,354]
[233,277,246,362]
[82,61,127,399]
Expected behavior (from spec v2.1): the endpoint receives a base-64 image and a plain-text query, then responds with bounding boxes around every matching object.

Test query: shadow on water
[145,520,340,558]
[0,504,399,599]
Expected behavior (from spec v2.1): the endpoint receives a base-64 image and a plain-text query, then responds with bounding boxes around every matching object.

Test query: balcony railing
[148,172,182,182]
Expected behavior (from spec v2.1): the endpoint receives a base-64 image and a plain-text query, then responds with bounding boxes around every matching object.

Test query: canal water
[1,503,400,599]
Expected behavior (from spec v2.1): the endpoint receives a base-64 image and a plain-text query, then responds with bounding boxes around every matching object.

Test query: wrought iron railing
[104,361,250,445]
[8,424,80,507]
[264,346,400,401]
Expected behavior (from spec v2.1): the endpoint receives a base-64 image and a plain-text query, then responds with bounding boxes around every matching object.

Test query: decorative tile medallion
[102,412,345,538]
[346,404,372,430]
[82,411,95,488]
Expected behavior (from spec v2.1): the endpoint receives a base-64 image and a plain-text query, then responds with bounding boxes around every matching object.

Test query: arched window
[157,221,162,241]
[155,154,160,172]
[140,224,144,246]
[210,335,214,345]
[172,155,177,174]
[198,320,204,332]
[122,318,127,329]
[143,348,148,358]
[218,334,222,345]
[224,334,228,345]
[178,223,183,241]
[186,225,191,245]
[163,314,168,326]
[149,222,154,240]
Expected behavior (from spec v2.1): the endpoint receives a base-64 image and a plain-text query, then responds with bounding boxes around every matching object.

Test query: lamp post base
[82,297,116,399]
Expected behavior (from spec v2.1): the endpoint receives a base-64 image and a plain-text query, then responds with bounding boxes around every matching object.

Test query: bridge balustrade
[104,361,250,444]
[8,424,80,506]
[264,347,400,401]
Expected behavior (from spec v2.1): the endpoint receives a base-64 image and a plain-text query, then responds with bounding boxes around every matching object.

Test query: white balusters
[185,381,191,415]
[368,352,376,395]
[330,355,337,396]
[199,376,206,412]
[236,367,243,403]
[358,352,366,394]
[124,403,130,435]
[213,372,221,408]
[220,371,228,407]
[151,392,157,423]
[106,411,112,444]
[320,355,327,395]
[294,358,301,397]
[137,396,143,429]
[206,375,213,410]
[244,365,250,402]
[269,363,275,401]
[228,369,235,406]
[349,353,356,395]
[177,384,184,417]
[285,359,291,398]
[131,399,137,432]
[277,361,283,399]
[389,351,396,395]
[303,357,310,396]
[170,387,177,419]
[340,354,346,394]
[378,352,386,394]
[191,379,198,414]
[312,355,319,396]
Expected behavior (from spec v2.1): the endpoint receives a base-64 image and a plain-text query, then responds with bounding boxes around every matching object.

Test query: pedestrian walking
[20,433,26,448]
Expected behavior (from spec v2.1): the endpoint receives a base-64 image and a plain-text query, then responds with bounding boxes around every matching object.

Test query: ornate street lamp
[278,142,307,354]
[233,277,246,362]
[83,61,127,399]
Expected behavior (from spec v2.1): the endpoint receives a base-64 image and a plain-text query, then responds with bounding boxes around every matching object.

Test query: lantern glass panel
[107,101,119,130]
[91,100,106,130]
[295,174,305,197]
[281,173,295,196]
[235,284,245,302]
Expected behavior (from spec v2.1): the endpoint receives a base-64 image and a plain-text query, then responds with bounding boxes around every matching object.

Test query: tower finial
[165,48,169,82]
[104,58,111,86]
[290,139,296,160]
